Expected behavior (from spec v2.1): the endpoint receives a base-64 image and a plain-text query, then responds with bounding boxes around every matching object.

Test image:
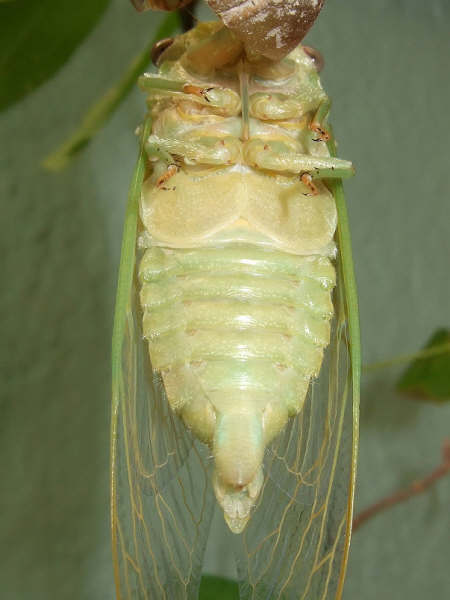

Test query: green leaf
[396,328,450,402]
[43,12,180,171]
[0,0,111,111]
[199,575,239,599]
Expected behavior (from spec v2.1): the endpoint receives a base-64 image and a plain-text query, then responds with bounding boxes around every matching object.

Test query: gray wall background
[1,0,449,598]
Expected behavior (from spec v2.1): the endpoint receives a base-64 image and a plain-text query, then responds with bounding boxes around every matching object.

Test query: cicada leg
[156,164,179,189]
[144,137,178,188]
[146,134,241,166]
[244,138,354,185]
[248,92,331,141]
[310,97,332,142]
[300,172,320,195]
[139,75,241,114]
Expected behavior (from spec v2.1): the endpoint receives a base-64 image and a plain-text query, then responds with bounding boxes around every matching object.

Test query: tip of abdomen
[213,412,265,533]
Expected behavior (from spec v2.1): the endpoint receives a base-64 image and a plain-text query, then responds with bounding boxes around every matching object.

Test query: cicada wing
[233,183,360,600]
[111,129,215,600]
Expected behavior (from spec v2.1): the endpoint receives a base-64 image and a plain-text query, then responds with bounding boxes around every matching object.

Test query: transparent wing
[111,280,215,600]
[111,125,215,600]
[233,179,360,600]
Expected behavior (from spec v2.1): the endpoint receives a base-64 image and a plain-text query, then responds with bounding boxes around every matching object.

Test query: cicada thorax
[138,23,353,533]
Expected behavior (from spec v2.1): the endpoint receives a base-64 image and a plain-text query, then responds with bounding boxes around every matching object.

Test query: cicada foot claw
[300,172,319,196]
[183,84,215,102]
[310,123,331,143]
[156,164,178,189]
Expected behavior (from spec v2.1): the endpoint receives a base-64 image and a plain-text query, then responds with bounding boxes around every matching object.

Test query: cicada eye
[151,37,175,66]
[303,46,325,72]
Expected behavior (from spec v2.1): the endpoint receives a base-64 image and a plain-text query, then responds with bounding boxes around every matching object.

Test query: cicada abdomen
[137,22,354,533]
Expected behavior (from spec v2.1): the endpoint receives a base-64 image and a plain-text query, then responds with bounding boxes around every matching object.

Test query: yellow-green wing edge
[328,135,361,599]
[110,118,152,597]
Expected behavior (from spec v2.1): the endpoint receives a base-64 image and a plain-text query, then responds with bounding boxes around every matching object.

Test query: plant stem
[363,342,450,374]
[43,13,180,170]
[352,439,450,532]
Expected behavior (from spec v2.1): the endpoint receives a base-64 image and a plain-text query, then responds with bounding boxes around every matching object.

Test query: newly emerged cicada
[111,16,360,600]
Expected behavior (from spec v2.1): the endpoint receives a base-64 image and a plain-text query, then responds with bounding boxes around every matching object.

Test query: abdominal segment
[139,245,335,532]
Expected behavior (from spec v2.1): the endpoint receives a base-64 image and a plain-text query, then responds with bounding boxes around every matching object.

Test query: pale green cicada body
[111,20,360,600]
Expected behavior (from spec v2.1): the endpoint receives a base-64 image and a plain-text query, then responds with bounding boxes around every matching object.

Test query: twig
[352,439,450,532]
[362,341,450,374]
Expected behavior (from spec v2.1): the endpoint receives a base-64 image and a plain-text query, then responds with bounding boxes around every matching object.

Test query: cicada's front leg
[139,75,242,115]
[145,130,241,188]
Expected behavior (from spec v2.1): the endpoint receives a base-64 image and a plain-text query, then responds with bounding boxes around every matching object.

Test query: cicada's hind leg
[146,134,241,167]
[145,131,241,190]
[244,138,354,195]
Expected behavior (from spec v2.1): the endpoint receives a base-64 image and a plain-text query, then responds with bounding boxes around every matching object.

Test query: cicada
[111,18,360,600]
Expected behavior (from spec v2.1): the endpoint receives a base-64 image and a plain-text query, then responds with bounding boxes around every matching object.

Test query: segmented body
[137,22,353,532]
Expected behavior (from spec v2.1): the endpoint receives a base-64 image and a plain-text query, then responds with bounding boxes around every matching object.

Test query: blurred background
[1,0,449,598]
